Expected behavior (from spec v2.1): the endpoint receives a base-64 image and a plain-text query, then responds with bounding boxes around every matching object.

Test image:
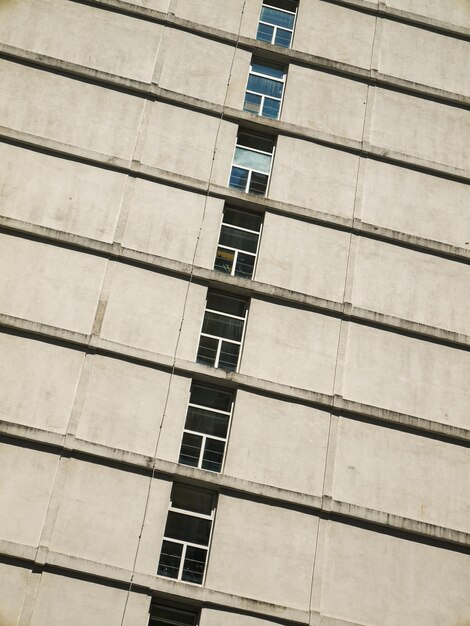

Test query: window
[149,602,198,626]
[214,207,263,279]
[256,0,297,48]
[196,292,248,372]
[244,58,286,120]
[179,384,234,473]
[157,484,216,585]
[229,131,275,196]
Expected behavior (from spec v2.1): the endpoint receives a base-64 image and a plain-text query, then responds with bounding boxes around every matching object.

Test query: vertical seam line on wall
[307,10,380,615]
[119,2,248,622]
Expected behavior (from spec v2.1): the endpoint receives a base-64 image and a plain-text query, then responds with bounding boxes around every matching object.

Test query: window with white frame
[244,58,286,120]
[214,207,263,279]
[196,292,248,372]
[256,0,297,48]
[149,602,199,626]
[229,131,275,196]
[157,484,216,585]
[179,384,234,473]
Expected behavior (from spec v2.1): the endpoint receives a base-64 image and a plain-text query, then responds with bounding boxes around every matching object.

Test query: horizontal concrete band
[0,538,366,626]
[71,0,470,48]
[1,418,469,551]
[1,314,470,449]
[2,46,470,187]
[2,129,469,266]
[2,216,470,352]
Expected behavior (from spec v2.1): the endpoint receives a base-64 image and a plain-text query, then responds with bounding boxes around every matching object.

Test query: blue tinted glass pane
[243,92,261,114]
[274,28,292,47]
[234,147,271,173]
[261,6,294,28]
[247,74,283,98]
[262,98,280,119]
[256,22,274,43]
[251,61,284,80]
[229,166,248,191]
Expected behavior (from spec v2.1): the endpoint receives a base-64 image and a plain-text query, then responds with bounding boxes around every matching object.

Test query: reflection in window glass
[157,484,215,586]
[197,292,248,372]
[229,132,275,196]
[256,1,297,48]
[244,59,286,120]
[214,207,263,280]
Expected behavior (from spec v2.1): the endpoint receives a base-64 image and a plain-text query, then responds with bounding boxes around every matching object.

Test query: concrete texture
[0,1,469,624]
[240,299,341,393]
[224,390,330,495]
[206,494,318,609]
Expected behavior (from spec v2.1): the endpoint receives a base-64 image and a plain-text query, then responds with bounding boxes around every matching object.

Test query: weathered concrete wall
[0,562,30,626]
[206,494,318,609]
[240,299,341,393]
[0,333,84,432]
[224,390,330,495]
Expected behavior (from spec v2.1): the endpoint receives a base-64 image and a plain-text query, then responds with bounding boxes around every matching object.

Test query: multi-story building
[0,1,469,625]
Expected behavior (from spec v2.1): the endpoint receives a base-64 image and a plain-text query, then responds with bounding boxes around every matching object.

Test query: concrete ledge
[1,218,470,350]
[1,316,470,445]
[1,126,470,263]
[1,46,470,182]
[1,418,470,549]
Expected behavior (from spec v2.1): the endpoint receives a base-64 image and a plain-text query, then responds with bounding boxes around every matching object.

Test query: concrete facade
[0,1,469,626]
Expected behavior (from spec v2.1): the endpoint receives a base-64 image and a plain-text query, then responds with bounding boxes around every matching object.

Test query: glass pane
[179,432,202,468]
[197,335,218,366]
[171,483,214,515]
[237,131,274,154]
[243,92,261,114]
[214,247,234,274]
[223,208,262,232]
[202,311,244,342]
[249,172,269,195]
[229,166,248,191]
[233,147,272,174]
[182,546,207,584]
[235,252,256,279]
[206,292,246,317]
[218,341,240,371]
[202,438,225,472]
[261,6,295,29]
[251,60,285,80]
[186,406,229,438]
[165,512,212,545]
[157,540,182,579]
[262,97,281,119]
[149,605,198,626]
[190,385,232,413]
[219,225,259,253]
[247,74,283,98]
[274,27,292,47]
[256,22,274,43]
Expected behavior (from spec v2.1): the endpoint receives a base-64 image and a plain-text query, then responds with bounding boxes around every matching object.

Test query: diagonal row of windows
[152,0,299,612]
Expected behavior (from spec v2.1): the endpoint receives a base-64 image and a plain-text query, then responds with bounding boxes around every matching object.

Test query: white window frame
[215,208,263,279]
[244,60,286,120]
[198,297,248,371]
[229,135,275,196]
[257,2,297,48]
[158,486,216,586]
[179,385,234,473]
